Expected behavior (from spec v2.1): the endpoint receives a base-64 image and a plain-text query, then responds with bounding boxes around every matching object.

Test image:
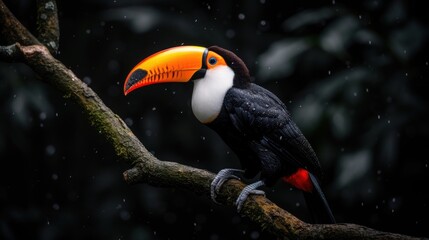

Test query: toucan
[124,45,335,223]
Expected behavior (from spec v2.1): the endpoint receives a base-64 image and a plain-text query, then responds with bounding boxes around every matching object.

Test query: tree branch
[0,1,427,239]
[0,0,40,46]
[36,0,60,53]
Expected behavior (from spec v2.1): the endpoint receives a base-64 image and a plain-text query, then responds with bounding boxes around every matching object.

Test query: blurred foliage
[1,0,428,239]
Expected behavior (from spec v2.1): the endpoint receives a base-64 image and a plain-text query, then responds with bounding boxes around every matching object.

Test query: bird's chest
[191,72,233,123]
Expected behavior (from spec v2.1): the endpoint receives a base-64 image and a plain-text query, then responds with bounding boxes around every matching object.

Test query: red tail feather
[282,168,313,192]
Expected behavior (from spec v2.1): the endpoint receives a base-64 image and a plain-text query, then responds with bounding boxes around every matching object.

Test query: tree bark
[0,1,426,239]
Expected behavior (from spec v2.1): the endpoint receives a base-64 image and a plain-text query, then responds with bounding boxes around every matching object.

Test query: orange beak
[124,46,208,95]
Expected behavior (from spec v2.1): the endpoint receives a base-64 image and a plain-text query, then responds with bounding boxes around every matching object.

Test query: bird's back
[208,83,322,184]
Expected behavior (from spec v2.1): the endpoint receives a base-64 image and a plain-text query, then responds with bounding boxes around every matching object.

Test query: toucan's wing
[223,83,322,178]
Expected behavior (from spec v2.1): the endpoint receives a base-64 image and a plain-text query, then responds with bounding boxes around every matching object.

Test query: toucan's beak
[124,46,207,95]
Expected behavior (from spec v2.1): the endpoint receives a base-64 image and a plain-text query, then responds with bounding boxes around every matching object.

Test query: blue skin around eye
[209,57,217,65]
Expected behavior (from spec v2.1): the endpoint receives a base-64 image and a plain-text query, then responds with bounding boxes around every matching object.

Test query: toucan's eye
[208,57,217,65]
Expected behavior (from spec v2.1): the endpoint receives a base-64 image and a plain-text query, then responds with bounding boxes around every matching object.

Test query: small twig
[36,0,60,53]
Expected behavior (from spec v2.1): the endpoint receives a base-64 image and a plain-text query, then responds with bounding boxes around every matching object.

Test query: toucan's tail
[303,173,336,224]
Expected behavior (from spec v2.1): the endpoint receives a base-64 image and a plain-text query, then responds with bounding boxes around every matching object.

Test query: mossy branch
[0,1,426,239]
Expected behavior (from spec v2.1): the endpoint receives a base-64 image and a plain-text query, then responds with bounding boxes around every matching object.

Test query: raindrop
[359,15,362,20]
[260,0,265,3]
[55,112,59,117]
[332,0,335,5]
[108,60,119,72]
[193,222,197,227]
[328,70,331,75]
[46,145,56,156]
[226,29,235,38]
[39,112,47,120]
[250,231,260,239]
[47,220,50,225]
[387,120,391,124]
[194,19,198,23]
[295,202,300,207]
[369,40,372,45]
[210,234,219,240]
[52,174,58,180]
[52,203,60,210]
[405,72,408,77]
[120,210,130,221]
[353,92,357,97]
[377,115,381,119]
[83,76,92,85]
[152,107,157,111]
[201,136,206,140]
[86,29,91,34]
[361,202,364,206]
[260,20,267,26]
[366,88,369,93]
[206,4,211,10]
[125,118,133,126]
[238,13,245,20]
[392,198,396,203]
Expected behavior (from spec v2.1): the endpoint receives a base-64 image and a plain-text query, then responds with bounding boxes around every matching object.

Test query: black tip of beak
[125,69,148,92]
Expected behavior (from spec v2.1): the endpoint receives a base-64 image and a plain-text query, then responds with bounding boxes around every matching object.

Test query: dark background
[1,0,428,239]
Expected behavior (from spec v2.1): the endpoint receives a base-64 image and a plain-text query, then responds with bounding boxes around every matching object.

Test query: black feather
[208,83,322,185]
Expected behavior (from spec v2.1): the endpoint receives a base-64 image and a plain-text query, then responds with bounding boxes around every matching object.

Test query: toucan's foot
[211,168,244,203]
[236,180,265,212]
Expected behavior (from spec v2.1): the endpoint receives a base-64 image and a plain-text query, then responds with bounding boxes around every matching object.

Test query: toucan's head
[123,45,250,95]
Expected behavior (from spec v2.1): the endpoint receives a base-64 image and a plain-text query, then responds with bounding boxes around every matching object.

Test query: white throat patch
[191,65,234,123]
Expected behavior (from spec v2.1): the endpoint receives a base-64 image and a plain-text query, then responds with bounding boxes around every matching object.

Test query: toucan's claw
[236,180,265,212]
[210,168,244,204]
